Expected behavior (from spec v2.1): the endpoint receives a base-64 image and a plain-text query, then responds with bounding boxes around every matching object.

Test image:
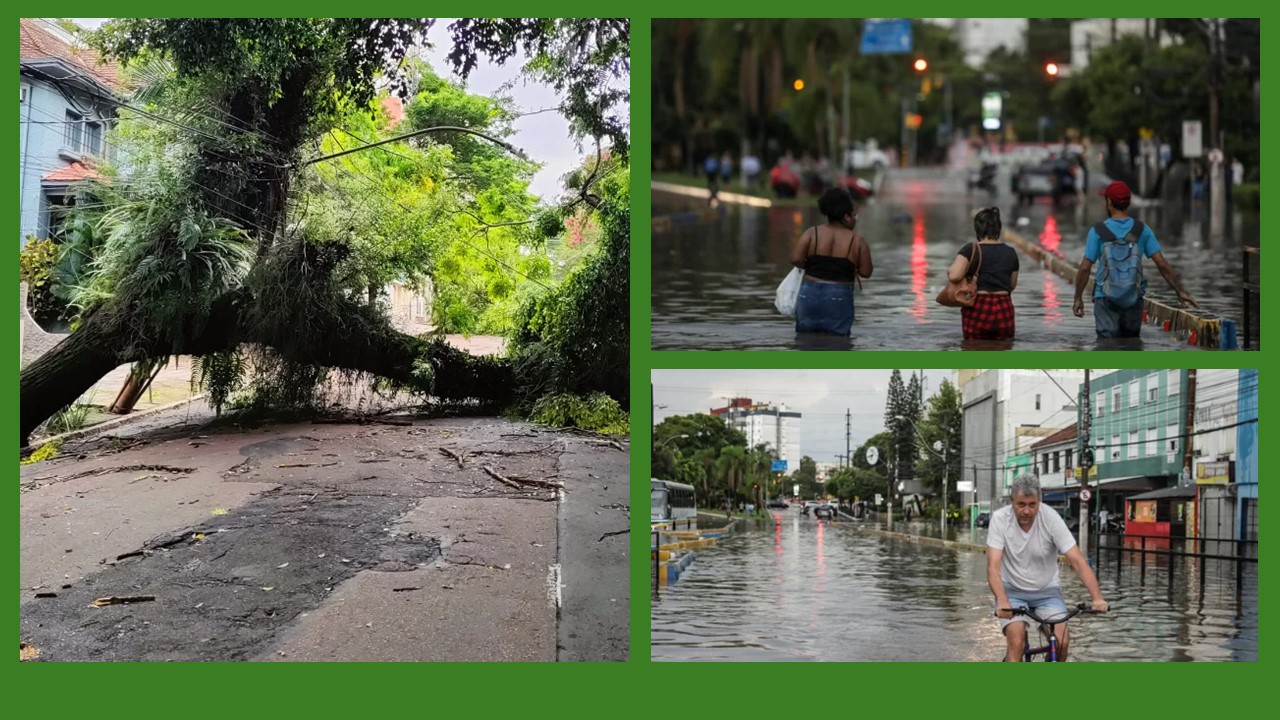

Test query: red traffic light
[913,58,928,72]
[1045,62,1059,76]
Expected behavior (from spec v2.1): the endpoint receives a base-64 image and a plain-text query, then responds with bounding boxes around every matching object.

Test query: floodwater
[651,168,1258,351]
[651,513,1258,661]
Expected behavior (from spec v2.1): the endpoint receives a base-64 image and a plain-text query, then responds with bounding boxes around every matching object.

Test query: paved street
[19,415,628,661]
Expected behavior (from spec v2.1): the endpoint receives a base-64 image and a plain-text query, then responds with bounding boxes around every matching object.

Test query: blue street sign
[771,460,789,472]
[860,19,913,55]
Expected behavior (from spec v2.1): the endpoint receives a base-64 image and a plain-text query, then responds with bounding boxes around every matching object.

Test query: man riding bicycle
[988,475,1109,661]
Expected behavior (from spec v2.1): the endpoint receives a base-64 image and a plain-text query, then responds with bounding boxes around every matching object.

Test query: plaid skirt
[961,293,1016,340]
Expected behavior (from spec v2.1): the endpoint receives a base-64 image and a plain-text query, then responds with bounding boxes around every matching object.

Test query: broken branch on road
[439,447,466,468]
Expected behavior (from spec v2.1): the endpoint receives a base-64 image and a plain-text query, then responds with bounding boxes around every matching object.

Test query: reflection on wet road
[652,515,1258,662]
[651,169,1258,350]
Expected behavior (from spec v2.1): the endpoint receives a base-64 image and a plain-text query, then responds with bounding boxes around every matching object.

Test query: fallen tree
[19,18,629,445]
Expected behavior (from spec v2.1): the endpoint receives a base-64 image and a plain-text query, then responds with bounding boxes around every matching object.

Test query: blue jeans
[795,280,853,335]
[1093,298,1143,338]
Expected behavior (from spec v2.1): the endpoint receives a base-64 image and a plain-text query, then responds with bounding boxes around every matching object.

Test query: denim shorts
[795,280,854,335]
[996,586,1068,632]
[1093,298,1143,338]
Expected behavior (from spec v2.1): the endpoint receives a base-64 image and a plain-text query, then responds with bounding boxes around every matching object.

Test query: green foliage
[1233,184,1260,210]
[529,392,629,435]
[21,440,62,465]
[46,403,94,435]
[191,350,247,414]
[916,379,963,503]
[510,165,629,409]
[19,238,62,324]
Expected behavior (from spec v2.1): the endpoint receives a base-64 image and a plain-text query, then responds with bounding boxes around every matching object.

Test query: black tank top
[804,227,857,282]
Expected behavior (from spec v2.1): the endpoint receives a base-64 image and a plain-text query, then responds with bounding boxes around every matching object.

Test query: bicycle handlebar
[996,603,1107,623]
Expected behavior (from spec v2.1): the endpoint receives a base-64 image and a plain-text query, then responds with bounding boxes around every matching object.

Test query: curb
[29,393,207,449]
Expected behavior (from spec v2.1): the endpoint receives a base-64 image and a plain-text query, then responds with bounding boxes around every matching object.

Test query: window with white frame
[1110,435,1121,461]
[1066,448,1073,469]
[1166,423,1179,453]
[1147,374,1159,402]
[1128,380,1139,408]
[1146,428,1158,456]
[1111,387,1121,413]
[21,85,30,104]
[411,295,426,321]
[1096,441,1106,464]
[1168,371,1180,397]
[1128,431,1139,459]
[1096,391,1105,417]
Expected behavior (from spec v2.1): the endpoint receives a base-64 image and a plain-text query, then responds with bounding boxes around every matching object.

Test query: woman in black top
[947,207,1019,340]
[789,188,874,335]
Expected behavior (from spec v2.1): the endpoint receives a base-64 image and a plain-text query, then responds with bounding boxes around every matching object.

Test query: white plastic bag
[774,267,804,317]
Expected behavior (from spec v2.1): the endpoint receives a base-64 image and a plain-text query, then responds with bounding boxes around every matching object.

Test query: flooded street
[651,168,1258,351]
[652,514,1258,662]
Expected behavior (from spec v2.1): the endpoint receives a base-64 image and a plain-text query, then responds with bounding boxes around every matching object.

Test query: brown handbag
[936,242,983,308]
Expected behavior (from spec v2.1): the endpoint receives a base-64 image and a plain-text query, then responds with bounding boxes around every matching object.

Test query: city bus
[651,479,697,524]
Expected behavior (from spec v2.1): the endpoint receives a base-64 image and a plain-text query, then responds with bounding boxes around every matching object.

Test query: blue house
[19,18,123,246]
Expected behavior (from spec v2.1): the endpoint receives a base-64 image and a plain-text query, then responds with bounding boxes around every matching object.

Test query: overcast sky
[651,370,957,465]
[70,18,623,200]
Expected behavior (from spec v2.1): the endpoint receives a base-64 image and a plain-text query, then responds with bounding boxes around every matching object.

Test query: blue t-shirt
[1084,218,1161,299]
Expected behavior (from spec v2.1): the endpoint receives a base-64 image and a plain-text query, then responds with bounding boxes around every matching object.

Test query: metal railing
[1092,531,1257,595]
[1243,246,1259,349]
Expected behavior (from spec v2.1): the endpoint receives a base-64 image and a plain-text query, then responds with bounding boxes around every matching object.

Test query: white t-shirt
[987,504,1077,592]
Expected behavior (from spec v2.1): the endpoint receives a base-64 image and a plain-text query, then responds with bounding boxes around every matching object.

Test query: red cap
[1099,181,1131,202]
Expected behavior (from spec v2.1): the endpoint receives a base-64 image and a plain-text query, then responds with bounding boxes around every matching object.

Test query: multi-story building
[1193,369,1259,542]
[1070,18,1177,70]
[933,18,1029,68]
[1080,369,1188,518]
[959,369,1085,509]
[1029,424,1079,504]
[19,18,124,246]
[710,397,801,474]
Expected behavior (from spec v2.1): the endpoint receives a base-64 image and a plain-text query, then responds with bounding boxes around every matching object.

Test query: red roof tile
[1030,424,1078,451]
[42,161,104,184]
[19,18,125,93]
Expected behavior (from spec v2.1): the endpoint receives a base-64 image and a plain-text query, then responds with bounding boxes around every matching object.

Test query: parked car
[845,140,890,172]
[1013,155,1080,204]
[975,511,992,528]
[814,504,836,519]
[802,501,821,516]
[766,499,789,510]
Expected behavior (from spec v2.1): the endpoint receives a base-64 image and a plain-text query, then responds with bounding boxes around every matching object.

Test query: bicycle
[997,603,1105,662]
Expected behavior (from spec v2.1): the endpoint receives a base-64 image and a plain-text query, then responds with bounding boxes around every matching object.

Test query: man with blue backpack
[1071,181,1198,338]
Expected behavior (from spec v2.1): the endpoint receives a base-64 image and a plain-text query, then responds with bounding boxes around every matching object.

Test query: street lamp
[1045,62,1059,77]
[913,58,928,73]
[657,433,695,449]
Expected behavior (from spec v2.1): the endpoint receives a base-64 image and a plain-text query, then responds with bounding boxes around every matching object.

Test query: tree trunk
[20,293,513,446]
[20,313,127,444]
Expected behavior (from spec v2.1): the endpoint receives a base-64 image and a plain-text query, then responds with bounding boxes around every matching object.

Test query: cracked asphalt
[19,416,629,661]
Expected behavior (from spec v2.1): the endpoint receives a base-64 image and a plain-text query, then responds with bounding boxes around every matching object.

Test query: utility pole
[845,409,852,473]
[1080,370,1092,553]
[1184,370,1197,486]
[1208,19,1226,240]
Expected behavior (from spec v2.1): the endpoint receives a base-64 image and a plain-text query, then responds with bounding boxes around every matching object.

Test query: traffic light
[793,78,805,91]
[1045,62,1059,77]
[904,113,923,130]
[913,57,928,73]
